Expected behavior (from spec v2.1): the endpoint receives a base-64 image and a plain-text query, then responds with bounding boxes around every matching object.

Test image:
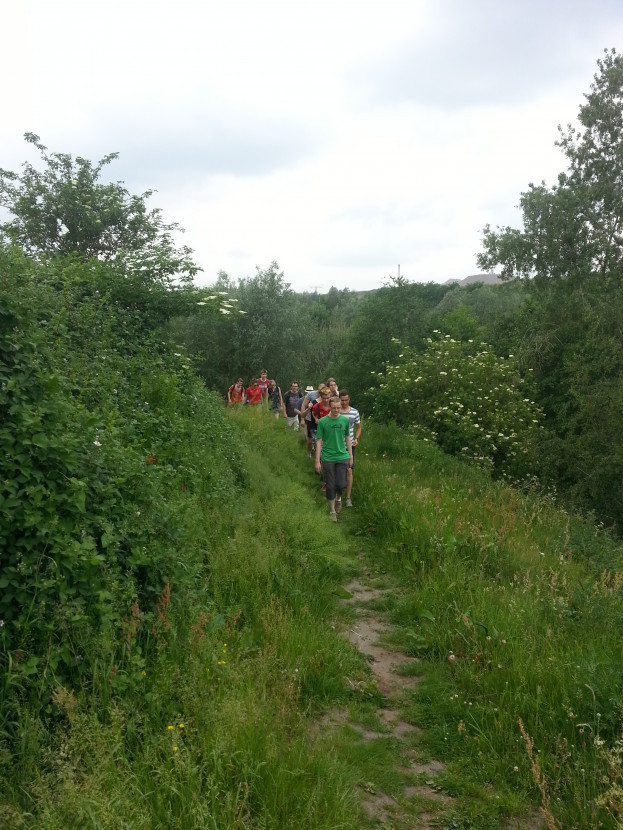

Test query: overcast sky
[3,0,623,292]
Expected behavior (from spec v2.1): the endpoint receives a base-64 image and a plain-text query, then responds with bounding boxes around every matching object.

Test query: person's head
[250,378,258,387]
[269,378,277,388]
[327,378,338,394]
[236,378,243,386]
[320,387,331,404]
[329,396,341,417]
[339,389,350,407]
[260,369,268,379]
[290,381,299,393]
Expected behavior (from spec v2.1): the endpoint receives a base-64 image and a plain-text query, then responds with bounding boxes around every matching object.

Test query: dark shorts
[322,460,348,501]
[307,420,316,439]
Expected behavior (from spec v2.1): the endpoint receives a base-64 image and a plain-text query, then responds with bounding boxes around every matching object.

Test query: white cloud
[2,0,623,291]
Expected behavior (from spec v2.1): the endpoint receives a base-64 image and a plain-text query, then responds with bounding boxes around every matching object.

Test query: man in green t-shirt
[315,397,352,522]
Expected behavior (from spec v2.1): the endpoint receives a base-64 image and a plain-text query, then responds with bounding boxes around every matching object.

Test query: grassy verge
[5,407,623,828]
[350,420,623,828]
[2,409,373,829]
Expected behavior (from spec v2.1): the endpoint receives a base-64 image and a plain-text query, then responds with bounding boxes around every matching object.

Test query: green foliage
[476,49,623,530]
[372,332,544,479]
[352,420,623,828]
[174,262,306,392]
[172,263,364,395]
[0,246,243,720]
[1,399,369,830]
[336,280,452,404]
[0,133,199,287]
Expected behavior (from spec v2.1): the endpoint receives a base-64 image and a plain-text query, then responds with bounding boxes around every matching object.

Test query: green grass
[4,407,623,828]
[350,420,623,828]
[1,408,371,829]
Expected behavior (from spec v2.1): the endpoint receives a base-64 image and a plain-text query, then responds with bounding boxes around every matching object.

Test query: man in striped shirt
[339,389,361,508]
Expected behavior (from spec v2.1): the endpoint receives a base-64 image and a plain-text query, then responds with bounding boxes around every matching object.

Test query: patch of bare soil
[329,573,454,828]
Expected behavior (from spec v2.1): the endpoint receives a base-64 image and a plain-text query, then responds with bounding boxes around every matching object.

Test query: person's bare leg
[346,468,353,499]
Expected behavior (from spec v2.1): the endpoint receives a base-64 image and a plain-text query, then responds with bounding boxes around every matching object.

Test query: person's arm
[300,396,310,418]
[315,435,323,474]
[354,421,361,446]
[346,431,353,467]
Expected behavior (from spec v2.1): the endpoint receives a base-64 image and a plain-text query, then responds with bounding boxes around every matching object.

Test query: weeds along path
[233,410,456,828]
[232,411,620,829]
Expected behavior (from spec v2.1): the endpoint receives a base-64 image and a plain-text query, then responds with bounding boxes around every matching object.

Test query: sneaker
[321,483,326,492]
[329,511,338,523]
[335,496,342,514]
[345,498,353,508]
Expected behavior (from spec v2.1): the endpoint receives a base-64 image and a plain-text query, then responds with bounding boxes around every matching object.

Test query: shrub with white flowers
[372,332,544,480]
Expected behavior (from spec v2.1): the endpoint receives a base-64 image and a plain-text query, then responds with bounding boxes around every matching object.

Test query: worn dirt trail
[322,553,545,830]
[334,560,454,830]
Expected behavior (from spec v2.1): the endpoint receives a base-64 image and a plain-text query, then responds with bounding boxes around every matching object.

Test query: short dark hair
[339,388,349,397]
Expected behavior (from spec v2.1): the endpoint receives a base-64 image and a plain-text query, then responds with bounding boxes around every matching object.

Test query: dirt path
[321,554,544,830]
[336,563,455,829]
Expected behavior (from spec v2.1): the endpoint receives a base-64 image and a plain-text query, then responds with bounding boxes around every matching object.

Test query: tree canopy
[477,49,623,529]
[0,133,199,287]
[478,49,623,289]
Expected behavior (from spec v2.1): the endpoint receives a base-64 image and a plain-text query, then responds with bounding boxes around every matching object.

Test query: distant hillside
[444,273,501,286]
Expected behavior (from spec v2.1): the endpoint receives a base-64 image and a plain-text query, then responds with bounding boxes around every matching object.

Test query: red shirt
[246,385,263,406]
[312,400,331,422]
[229,383,245,403]
[256,377,270,397]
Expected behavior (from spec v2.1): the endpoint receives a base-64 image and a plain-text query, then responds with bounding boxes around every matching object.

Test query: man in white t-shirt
[339,389,361,507]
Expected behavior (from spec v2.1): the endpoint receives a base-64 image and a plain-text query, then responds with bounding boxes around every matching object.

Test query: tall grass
[1,408,369,829]
[5,404,623,828]
[353,419,623,827]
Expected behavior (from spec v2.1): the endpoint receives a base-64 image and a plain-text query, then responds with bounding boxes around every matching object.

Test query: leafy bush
[0,246,243,718]
[372,331,544,480]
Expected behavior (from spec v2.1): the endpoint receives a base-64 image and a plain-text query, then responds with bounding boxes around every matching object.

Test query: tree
[478,49,623,288]
[476,50,623,530]
[0,133,199,287]
[336,281,451,406]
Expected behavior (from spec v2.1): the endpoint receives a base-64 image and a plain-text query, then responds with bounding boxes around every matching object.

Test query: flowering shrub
[372,332,544,480]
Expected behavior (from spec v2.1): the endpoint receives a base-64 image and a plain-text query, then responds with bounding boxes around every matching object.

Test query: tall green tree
[336,280,451,407]
[176,262,307,393]
[477,49,623,530]
[479,49,623,288]
[0,133,199,288]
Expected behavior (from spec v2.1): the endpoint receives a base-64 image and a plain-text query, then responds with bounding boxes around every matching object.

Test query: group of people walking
[227,370,283,415]
[228,373,361,523]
